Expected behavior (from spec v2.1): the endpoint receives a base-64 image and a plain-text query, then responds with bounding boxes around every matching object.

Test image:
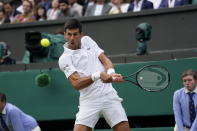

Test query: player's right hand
[111,73,124,83]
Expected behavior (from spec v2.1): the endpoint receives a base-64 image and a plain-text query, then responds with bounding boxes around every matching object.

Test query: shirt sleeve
[9,109,26,131]
[81,36,104,58]
[173,91,184,131]
[58,54,76,78]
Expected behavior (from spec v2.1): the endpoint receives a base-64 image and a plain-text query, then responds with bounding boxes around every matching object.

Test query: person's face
[64,28,83,49]
[38,8,45,16]
[23,1,32,14]
[4,4,13,15]
[52,0,59,8]
[182,75,197,91]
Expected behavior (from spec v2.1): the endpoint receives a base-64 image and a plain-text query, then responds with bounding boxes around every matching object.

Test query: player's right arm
[59,54,96,90]
[68,72,93,90]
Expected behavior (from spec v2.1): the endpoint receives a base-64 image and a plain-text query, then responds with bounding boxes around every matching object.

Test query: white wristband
[91,71,101,81]
[107,68,115,75]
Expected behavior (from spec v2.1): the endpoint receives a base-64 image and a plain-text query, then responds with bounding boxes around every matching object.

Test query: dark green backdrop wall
[1,57,197,121]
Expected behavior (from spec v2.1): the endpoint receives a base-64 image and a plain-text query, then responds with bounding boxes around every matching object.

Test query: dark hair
[182,69,197,80]
[0,92,6,103]
[4,0,15,7]
[59,0,69,4]
[64,19,82,33]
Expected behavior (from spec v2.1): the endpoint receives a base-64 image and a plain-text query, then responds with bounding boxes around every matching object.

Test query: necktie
[0,113,9,131]
[188,92,196,124]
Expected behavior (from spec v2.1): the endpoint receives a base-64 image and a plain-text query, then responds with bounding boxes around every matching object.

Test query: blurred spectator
[0,42,15,65]
[127,0,153,12]
[68,0,83,16]
[82,0,95,15]
[35,5,47,21]
[58,0,80,18]
[148,0,162,9]
[3,0,21,23]
[159,0,190,8]
[12,0,36,23]
[17,0,36,13]
[0,8,10,24]
[47,0,61,20]
[108,0,129,14]
[84,0,112,16]
[38,0,51,11]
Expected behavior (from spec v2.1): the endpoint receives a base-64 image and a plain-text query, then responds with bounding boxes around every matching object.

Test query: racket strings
[123,65,170,92]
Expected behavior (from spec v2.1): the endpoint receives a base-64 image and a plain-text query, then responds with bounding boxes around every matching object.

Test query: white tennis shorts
[75,91,128,129]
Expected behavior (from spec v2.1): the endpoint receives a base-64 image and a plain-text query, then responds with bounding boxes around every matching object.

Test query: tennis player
[58,19,130,131]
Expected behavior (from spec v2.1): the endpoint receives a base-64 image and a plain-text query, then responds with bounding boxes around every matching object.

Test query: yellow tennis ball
[40,38,50,47]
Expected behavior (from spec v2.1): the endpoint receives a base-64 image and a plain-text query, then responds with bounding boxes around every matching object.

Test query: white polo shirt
[59,36,117,100]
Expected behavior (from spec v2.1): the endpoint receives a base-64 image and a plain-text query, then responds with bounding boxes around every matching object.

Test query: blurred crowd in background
[0,0,192,25]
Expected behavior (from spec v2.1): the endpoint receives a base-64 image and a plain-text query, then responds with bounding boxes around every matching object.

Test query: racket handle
[112,76,116,81]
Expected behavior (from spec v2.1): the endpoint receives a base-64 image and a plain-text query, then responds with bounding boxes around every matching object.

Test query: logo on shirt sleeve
[63,64,70,72]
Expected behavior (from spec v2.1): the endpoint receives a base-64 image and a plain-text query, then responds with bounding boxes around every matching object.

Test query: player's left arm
[98,53,124,82]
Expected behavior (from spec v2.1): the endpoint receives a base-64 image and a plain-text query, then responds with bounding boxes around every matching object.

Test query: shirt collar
[63,43,82,55]
[184,86,197,93]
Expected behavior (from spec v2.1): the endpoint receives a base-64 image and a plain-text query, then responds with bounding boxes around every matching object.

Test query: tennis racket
[123,65,170,92]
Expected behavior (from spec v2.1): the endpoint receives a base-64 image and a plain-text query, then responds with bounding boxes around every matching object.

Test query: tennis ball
[40,38,50,47]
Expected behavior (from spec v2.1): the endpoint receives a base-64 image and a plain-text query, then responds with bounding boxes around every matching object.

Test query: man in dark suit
[127,0,153,12]
[159,0,190,8]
